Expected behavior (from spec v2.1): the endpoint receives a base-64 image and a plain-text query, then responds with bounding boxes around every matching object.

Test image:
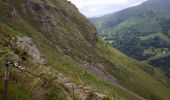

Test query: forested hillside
[92,0,170,78]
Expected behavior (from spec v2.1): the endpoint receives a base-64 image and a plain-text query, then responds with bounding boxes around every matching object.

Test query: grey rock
[17,36,46,64]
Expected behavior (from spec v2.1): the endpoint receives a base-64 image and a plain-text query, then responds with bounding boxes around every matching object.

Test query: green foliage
[0,0,170,100]
[92,0,170,79]
[96,39,170,100]
[45,87,67,100]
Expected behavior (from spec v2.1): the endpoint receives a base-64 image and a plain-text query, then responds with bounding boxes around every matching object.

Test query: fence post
[3,60,9,100]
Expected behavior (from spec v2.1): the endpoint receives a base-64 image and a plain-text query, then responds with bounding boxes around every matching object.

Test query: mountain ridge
[91,0,170,78]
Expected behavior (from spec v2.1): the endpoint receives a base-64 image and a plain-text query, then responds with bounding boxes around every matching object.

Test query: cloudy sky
[68,0,147,18]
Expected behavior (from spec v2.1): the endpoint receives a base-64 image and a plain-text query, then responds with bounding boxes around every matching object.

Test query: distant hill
[92,0,170,78]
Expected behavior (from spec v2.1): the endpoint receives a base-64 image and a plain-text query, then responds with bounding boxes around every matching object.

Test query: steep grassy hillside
[0,0,170,100]
[92,0,170,78]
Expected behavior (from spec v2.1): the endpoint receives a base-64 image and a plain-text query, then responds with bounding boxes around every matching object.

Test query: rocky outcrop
[31,2,42,11]
[94,92,106,100]
[57,73,106,100]
[83,63,118,84]
[26,0,42,11]
[37,15,55,32]
[17,36,46,64]
[10,8,17,18]
[87,31,97,45]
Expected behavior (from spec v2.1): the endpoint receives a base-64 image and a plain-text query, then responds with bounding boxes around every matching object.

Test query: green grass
[142,47,170,61]
[139,32,170,43]
[0,2,136,99]
[148,53,170,61]
[0,80,35,100]
[0,0,170,100]
[0,23,138,100]
[96,39,170,100]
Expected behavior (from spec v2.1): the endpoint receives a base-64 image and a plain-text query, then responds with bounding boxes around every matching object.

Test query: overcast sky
[68,0,147,18]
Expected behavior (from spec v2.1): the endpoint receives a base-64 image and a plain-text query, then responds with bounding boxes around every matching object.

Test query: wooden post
[3,61,9,100]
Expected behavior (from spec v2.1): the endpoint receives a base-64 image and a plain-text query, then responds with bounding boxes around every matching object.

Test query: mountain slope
[0,0,170,100]
[92,0,170,78]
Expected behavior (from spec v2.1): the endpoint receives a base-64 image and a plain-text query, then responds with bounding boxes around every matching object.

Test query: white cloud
[68,0,147,18]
